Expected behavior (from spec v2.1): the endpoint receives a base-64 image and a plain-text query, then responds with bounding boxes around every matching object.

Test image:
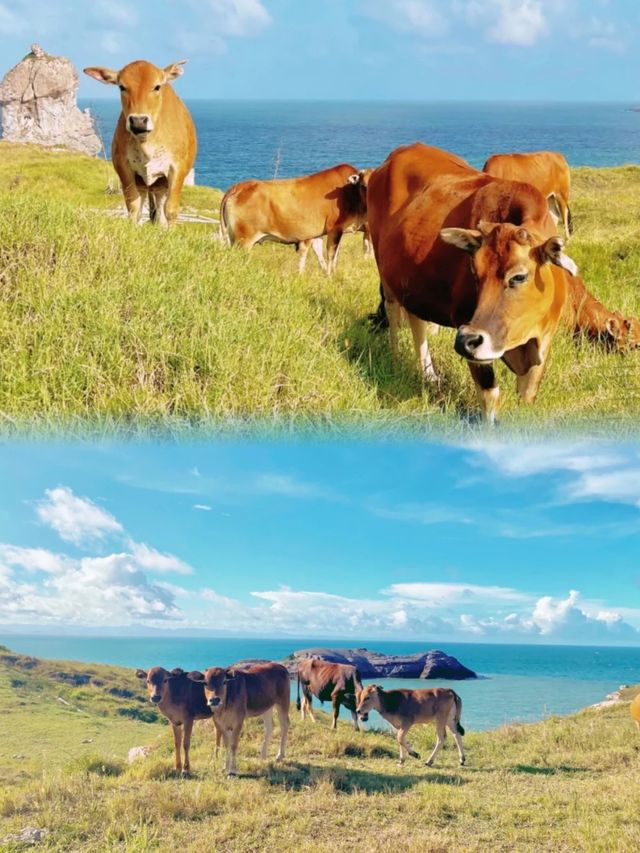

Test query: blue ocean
[3,634,638,731]
[81,100,640,191]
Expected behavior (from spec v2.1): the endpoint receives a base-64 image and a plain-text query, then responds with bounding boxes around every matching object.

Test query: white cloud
[127,541,193,576]
[94,0,138,27]
[34,487,123,546]
[363,0,449,38]
[0,544,71,575]
[194,504,212,511]
[384,582,531,606]
[204,0,271,36]
[485,0,547,46]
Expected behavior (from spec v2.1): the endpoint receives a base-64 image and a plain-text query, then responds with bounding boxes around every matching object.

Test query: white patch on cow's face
[454,324,504,363]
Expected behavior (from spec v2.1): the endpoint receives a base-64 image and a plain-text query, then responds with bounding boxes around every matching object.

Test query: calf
[188,662,289,777]
[356,684,465,767]
[219,164,369,273]
[84,59,196,227]
[296,657,364,731]
[135,666,221,775]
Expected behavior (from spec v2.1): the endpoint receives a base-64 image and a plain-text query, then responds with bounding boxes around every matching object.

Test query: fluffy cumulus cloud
[363,0,449,38]
[35,487,123,546]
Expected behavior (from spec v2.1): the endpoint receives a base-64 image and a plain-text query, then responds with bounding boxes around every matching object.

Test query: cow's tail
[452,691,465,736]
[218,188,233,245]
[567,205,574,237]
[296,670,301,712]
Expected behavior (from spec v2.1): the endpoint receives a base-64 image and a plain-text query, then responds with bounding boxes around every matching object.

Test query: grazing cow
[367,142,639,422]
[296,658,365,731]
[188,662,289,777]
[219,164,369,273]
[484,151,573,238]
[84,59,196,228]
[356,684,465,767]
[135,666,221,775]
[631,693,640,730]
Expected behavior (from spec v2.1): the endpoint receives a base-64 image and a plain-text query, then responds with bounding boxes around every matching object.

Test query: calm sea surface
[3,634,638,731]
[80,100,640,191]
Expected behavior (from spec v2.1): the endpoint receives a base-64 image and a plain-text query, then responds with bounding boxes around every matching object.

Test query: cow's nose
[128,114,150,134]
[208,697,221,707]
[358,712,368,722]
[150,695,161,704]
[455,327,484,360]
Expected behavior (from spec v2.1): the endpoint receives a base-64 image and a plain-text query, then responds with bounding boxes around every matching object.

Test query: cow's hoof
[275,754,284,762]
[425,760,433,767]
[410,751,420,759]
[180,768,190,777]
[227,772,237,779]
[459,759,466,767]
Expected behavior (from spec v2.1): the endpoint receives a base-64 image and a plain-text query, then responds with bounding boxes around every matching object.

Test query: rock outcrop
[0,44,101,155]
[284,648,477,680]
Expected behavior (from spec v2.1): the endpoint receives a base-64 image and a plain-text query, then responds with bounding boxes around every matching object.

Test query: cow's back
[241,662,290,714]
[483,151,569,200]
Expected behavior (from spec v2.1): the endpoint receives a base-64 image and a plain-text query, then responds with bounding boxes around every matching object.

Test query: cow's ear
[546,193,561,228]
[135,669,147,680]
[169,667,184,678]
[186,670,205,682]
[440,228,483,253]
[84,66,119,85]
[536,236,578,277]
[164,60,187,81]
[223,669,236,683]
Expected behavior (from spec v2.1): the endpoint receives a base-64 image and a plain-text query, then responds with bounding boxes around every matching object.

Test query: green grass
[1,142,640,436]
[0,646,639,851]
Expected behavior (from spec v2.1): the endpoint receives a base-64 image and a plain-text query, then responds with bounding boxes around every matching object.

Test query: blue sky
[0,1,639,101]
[1,439,639,644]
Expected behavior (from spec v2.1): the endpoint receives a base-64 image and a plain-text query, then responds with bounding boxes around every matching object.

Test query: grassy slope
[0,647,639,852]
[0,143,640,435]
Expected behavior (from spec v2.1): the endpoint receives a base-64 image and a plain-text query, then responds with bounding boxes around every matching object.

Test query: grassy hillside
[0,646,639,851]
[0,143,640,435]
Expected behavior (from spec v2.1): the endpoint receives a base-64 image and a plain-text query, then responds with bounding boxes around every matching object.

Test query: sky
[0,1,638,102]
[1,438,639,645]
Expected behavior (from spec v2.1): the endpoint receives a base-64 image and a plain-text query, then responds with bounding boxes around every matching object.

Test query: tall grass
[1,143,639,435]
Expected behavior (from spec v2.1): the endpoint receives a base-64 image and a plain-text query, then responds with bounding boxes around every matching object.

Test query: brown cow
[631,693,640,730]
[356,684,465,767]
[219,164,369,273]
[135,666,221,775]
[484,151,573,238]
[84,60,196,228]
[296,657,364,731]
[367,142,639,422]
[188,662,289,777]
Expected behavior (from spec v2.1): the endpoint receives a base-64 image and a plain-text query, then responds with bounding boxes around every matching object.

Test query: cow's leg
[182,717,194,775]
[447,720,465,766]
[117,165,145,225]
[351,710,360,732]
[311,237,327,272]
[213,719,222,760]
[426,722,447,767]
[297,240,311,273]
[396,727,416,764]
[362,227,373,259]
[226,724,242,777]
[468,362,499,424]
[516,362,547,405]
[302,688,316,723]
[171,723,183,774]
[407,312,438,383]
[164,167,189,228]
[275,701,289,761]
[261,710,274,760]
[331,696,340,730]
[326,229,343,274]
[149,184,169,228]
[386,298,402,366]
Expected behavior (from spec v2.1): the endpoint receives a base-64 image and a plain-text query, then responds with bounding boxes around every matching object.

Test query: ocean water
[3,635,638,732]
[80,100,640,191]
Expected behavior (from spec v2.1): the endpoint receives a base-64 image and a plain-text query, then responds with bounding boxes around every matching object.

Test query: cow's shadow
[259,761,467,794]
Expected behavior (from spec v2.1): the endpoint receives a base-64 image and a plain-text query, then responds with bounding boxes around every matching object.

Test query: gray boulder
[0,44,101,155]
[286,647,476,680]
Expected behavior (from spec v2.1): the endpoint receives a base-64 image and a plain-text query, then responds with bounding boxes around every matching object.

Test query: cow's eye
[119,85,126,92]
[508,272,528,287]
[153,84,162,92]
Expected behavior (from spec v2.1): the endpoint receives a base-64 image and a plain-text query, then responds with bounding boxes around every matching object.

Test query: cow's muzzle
[207,697,221,707]
[128,114,152,135]
[150,694,161,704]
[357,711,369,722]
[455,327,486,360]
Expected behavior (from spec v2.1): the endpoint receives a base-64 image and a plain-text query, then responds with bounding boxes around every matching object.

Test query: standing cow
[296,658,364,731]
[483,151,573,238]
[219,165,369,273]
[135,666,221,775]
[356,684,465,767]
[84,59,196,228]
[188,662,289,778]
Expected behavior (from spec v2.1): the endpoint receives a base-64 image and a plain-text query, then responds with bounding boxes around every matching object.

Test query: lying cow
[135,666,221,775]
[367,142,640,422]
[188,662,289,777]
[219,165,369,273]
[484,151,573,238]
[84,59,196,227]
[356,684,465,767]
[296,657,364,731]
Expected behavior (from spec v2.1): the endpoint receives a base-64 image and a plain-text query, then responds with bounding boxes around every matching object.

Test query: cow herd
[135,658,466,778]
[83,58,640,422]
